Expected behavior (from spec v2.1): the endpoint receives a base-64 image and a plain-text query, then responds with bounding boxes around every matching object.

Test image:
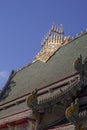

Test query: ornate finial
[56,27,59,33]
[51,24,57,32]
[51,24,54,32]
[33,24,71,63]
[51,24,64,34]
[58,24,64,34]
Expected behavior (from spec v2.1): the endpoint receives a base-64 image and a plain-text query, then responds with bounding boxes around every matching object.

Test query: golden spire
[51,24,57,32]
[33,24,71,63]
[58,24,64,34]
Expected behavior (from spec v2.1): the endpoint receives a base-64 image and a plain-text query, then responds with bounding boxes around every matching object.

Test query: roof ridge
[60,28,87,48]
[9,28,87,76]
[71,28,87,42]
[0,70,15,101]
[15,62,33,74]
[9,28,87,77]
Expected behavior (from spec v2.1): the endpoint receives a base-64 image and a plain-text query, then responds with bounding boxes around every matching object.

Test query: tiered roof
[0,25,87,128]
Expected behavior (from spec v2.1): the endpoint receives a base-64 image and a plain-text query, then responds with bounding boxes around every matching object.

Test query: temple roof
[0,28,87,105]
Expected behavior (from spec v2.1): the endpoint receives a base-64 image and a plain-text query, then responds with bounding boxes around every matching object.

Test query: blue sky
[0,0,87,88]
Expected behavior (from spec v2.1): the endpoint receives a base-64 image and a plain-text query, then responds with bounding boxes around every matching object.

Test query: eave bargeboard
[0,109,32,125]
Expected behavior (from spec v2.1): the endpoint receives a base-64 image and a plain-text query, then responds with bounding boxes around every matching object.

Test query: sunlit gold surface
[33,24,71,62]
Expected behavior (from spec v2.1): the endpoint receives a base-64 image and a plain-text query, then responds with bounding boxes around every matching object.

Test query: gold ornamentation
[33,24,71,63]
[65,99,79,123]
[27,89,38,108]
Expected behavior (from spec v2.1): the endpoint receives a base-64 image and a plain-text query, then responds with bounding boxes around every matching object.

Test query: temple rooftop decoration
[33,24,71,62]
[0,24,87,130]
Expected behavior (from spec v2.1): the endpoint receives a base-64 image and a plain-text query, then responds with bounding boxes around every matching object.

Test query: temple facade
[0,24,87,130]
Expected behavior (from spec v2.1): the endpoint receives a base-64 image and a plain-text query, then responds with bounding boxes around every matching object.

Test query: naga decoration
[74,55,87,83]
[27,88,38,111]
[65,99,79,123]
[27,56,87,130]
[74,54,87,72]
[33,24,71,63]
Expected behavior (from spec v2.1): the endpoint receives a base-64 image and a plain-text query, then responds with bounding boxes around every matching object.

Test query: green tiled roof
[0,32,87,105]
